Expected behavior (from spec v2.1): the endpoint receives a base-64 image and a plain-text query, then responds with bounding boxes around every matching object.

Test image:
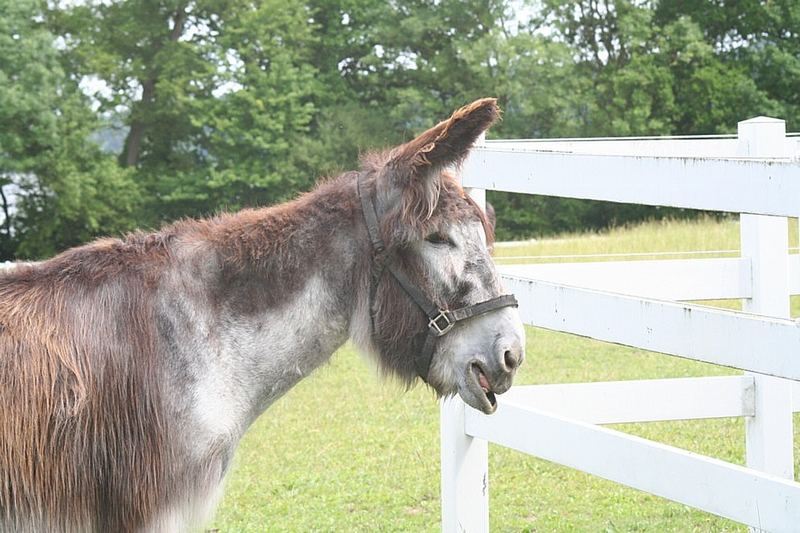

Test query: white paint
[440,397,489,533]
[462,147,800,217]
[502,376,757,424]
[498,252,800,298]
[791,255,800,294]
[465,402,800,533]
[464,188,486,214]
[487,135,741,157]
[486,134,799,160]
[738,118,795,498]
[504,275,800,381]
[499,257,751,301]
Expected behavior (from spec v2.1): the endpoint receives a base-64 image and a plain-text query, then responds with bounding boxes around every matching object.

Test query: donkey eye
[425,233,454,247]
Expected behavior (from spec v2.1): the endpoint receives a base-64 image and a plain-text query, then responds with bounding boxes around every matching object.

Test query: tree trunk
[121,6,188,168]
[122,78,156,167]
[0,185,13,260]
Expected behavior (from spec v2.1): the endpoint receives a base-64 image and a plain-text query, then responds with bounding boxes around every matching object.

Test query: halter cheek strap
[356,174,518,382]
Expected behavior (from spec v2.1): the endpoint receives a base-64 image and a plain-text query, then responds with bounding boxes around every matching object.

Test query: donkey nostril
[503,349,520,371]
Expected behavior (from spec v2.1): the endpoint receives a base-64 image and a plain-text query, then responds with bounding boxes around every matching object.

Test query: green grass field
[212,216,800,532]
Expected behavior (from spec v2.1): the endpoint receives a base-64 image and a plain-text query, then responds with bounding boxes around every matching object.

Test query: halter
[356,174,519,382]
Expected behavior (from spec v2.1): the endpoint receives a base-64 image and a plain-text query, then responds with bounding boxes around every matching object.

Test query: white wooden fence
[441,117,800,532]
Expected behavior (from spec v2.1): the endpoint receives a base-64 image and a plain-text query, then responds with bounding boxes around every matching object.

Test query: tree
[7,0,794,248]
[655,0,799,129]
[56,0,319,223]
[283,0,529,178]
[0,0,138,260]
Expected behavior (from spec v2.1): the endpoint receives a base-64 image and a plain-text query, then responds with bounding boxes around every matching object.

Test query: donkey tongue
[478,372,490,391]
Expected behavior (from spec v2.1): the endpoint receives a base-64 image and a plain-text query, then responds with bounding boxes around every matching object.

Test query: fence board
[499,257,751,301]
[463,149,800,216]
[505,275,800,381]
[465,402,800,532]
[486,136,740,157]
[502,376,755,424]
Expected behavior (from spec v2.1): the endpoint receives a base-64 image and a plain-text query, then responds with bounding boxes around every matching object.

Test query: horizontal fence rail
[465,402,800,533]
[502,377,800,425]
[462,149,800,216]
[499,257,752,301]
[502,376,756,424]
[499,255,800,301]
[486,136,742,158]
[486,135,800,160]
[504,275,800,382]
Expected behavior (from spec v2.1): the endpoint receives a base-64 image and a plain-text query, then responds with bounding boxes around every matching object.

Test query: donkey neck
[161,175,370,441]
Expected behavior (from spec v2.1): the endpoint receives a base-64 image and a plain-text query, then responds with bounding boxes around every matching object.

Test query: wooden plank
[463,149,800,217]
[794,380,800,411]
[504,276,800,381]
[487,136,740,158]
[499,256,800,297]
[440,134,489,533]
[790,136,800,159]
[498,257,751,301]
[487,133,799,159]
[738,117,796,488]
[465,402,800,532]
[440,397,488,533]
[501,255,800,296]
[503,376,755,424]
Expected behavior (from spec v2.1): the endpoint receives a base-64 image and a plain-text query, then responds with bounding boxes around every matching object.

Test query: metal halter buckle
[428,310,455,336]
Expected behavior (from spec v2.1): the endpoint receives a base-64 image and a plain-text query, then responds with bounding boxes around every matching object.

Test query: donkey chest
[195,317,348,419]
[163,274,350,445]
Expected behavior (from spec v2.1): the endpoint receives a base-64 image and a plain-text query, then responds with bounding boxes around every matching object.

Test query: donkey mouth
[469,362,497,413]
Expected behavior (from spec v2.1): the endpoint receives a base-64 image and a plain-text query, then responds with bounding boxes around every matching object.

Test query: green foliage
[0,0,139,259]
[1,0,799,255]
[56,0,319,223]
[655,0,800,128]
[490,0,787,238]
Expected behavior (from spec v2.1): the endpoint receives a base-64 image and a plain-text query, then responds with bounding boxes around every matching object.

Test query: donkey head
[357,98,525,414]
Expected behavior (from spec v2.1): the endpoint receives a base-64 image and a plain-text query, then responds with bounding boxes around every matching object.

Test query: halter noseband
[356,174,519,382]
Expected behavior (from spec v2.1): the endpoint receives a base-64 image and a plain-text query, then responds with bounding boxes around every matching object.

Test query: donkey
[0,98,525,532]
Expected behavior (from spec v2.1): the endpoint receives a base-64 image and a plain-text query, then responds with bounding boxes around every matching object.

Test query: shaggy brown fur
[0,98,500,531]
[0,248,171,531]
[382,98,499,235]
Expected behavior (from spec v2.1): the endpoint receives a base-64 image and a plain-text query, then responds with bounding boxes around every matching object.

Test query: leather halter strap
[356,174,519,382]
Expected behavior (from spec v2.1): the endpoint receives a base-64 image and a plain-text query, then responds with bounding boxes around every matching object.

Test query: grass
[212,216,800,532]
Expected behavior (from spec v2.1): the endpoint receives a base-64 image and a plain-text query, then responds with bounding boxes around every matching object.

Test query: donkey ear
[389,98,500,177]
[380,98,500,226]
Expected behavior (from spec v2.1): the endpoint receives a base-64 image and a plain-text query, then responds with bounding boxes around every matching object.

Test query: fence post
[440,133,490,533]
[440,397,489,533]
[738,118,794,499]
[463,133,488,221]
